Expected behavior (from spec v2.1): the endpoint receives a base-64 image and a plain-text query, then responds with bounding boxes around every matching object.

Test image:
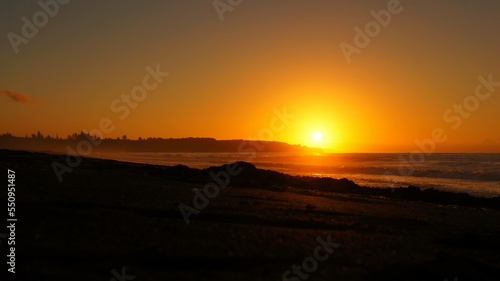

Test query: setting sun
[312,131,323,142]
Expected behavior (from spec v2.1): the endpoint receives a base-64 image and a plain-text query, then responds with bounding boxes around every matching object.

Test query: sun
[312,131,323,142]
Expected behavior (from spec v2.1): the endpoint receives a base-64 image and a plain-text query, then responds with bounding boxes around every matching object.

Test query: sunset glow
[1,1,499,152]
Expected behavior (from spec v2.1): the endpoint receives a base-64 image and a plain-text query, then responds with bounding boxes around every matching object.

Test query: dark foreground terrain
[1,149,500,281]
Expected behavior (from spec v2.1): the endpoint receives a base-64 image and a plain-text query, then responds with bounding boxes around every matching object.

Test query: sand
[1,149,499,281]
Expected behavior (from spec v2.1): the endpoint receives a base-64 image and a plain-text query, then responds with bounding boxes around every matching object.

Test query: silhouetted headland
[0,132,321,153]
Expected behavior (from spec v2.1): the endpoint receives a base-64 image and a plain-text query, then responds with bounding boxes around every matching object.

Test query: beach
[1,149,500,280]
[3,0,499,279]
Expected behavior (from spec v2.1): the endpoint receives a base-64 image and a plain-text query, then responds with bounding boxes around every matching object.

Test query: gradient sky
[1,0,499,152]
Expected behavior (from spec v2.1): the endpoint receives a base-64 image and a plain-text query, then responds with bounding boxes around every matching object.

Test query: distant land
[0,132,322,154]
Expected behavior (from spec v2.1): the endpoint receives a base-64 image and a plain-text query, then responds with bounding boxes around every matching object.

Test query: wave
[253,162,500,181]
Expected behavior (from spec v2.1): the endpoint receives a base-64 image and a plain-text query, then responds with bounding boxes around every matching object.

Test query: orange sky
[1,1,499,152]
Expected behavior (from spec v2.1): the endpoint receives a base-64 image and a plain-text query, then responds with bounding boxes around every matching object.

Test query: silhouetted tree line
[0,132,321,153]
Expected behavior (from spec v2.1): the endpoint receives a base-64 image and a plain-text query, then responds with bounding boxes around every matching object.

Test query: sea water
[92,152,500,198]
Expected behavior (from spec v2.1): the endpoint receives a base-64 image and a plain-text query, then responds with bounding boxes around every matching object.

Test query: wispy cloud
[0,90,40,104]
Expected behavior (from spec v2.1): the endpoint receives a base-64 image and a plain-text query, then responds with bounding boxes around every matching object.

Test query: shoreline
[3,148,500,204]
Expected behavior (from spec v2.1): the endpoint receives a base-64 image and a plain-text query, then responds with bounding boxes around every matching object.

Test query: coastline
[2,149,500,280]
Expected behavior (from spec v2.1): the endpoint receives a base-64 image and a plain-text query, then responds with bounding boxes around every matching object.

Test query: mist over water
[92,152,500,198]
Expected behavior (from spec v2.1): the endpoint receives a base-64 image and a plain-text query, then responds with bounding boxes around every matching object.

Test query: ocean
[92,152,500,198]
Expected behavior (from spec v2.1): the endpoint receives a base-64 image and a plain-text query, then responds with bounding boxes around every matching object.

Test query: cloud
[0,90,40,104]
